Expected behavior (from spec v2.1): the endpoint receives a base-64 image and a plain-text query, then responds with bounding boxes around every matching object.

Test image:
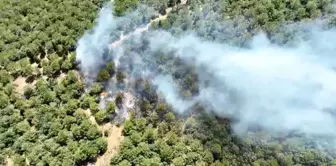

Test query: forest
[1,0,336,166]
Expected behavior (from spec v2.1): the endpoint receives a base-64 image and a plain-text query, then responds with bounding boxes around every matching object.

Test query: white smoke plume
[76,3,336,146]
[76,5,115,75]
[76,3,156,81]
[146,30,336,138]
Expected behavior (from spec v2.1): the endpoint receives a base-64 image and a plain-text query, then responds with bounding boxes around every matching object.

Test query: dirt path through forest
[92,124,124,166]
[110,7,173,48]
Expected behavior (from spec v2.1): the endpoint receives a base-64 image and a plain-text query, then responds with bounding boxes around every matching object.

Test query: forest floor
[6,157,13,166]
[13,63,40,95]
[13,76,37,95]
[92,124,124,166]
[110,7,173,48]
[13,77,28,95]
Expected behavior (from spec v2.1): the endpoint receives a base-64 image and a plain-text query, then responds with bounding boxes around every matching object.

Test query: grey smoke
[76,5,116,75]
[147,30,336,137]
[76,4,336,145]
[76,3,156,78]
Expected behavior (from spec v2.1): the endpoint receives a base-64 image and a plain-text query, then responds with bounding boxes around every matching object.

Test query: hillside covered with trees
[1,0,336,166]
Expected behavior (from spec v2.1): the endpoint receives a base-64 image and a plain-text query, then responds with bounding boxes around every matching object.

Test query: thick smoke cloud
[76,3,156,80]
[76,5,116,76]
[76,3,336,145]
[147,30,336,137]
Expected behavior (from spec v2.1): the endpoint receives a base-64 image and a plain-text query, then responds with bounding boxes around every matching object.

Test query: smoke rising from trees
[76,3,336,146]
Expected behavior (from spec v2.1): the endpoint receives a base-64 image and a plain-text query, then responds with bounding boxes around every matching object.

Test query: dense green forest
[1,0,336,166]
[0,0,108,165]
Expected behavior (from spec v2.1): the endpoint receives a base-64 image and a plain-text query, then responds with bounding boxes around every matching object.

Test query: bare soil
[84,109,99,127]
[13,77,28,95]
[6,157,13,166]
[92,124,124,166]
[57,72,67,83]
[110,7,173,49]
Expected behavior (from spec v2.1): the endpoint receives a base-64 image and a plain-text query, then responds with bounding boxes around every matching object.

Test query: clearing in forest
[13,77,28,95]
[89,124,124,166]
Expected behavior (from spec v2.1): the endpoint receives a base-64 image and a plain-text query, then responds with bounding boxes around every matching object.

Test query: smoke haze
[76,3,336,146]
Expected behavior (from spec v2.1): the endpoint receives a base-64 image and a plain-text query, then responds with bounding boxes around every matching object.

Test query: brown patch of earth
[57,72,67,83]
[6,157,13,166]
[13,77,28,95]
[110,7,173,49]
[90,124,124,166]
[84,109,99,127]
[13,76,37,95]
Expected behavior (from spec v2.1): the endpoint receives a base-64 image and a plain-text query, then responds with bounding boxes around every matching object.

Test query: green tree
[160,19,171,30]
[89,102,100,114]
[119,160,132,166]
[116,71,126,83]
[19,58,33,76]
[106,61,116,75]
[0,70,12,85]
[41,90,56,104]
[97,69,110,82]
[140,157,162,166]
[61,59,73,71]
[23,85,34,98]
[172,157,185,166]
[81,95,97,109]
[94,110,109,124]
[114,0,140,16]
[90,83,103,95]
[0,92,9,109]
[115,92,123,106]
[106,102,116,114]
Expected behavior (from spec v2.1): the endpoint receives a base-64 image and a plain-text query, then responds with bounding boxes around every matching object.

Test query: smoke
[76,3,156,81]
[76,3,336,146]
[76,5,115,76]
[146,30,336,137]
